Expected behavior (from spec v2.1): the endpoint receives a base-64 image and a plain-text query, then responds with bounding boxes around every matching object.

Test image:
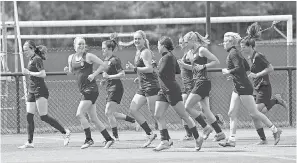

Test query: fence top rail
[1,67,296,77]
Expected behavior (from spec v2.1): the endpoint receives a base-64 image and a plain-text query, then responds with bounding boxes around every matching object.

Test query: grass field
[1,128,296,163]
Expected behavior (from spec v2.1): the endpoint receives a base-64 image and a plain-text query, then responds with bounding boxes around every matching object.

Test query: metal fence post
[15,75,20,133]
[287,68,293,126]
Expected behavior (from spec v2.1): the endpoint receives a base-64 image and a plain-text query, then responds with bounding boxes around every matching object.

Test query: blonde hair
[134,30,150,50]
[73,37,86,52]
[224,32,242,45]
[183,31,210,46]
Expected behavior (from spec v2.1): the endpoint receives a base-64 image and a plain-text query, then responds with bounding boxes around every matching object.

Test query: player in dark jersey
[101,39,136,141]
[240,23,287,145]
[153,36,203,151]
[126,30,159,148]
[178,36,226,141]
[19,40,70,149]
[178,32,226,142]
[219,32,282,147]
[64,37,114,149]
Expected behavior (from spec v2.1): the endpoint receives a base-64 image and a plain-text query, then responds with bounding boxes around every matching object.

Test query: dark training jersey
[135,47,159,89]
[250,51,271,89]
[180,53,193,85]
[157,51,181,94]
[71,52,98,93]
[27,55,48,93]
[104,55,124,91]
[226,46,253,91]
[192,46,209,81]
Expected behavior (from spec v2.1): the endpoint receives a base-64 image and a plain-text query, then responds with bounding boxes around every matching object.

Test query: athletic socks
[84,127,92,140]
[190,127,200,140]
[195,115,207,128]
[160,129,170,141]
[184,125,192,137]
[101,129,113,141]
[40,115,66,134]
[256,128,266,140]
[211,121,222,133]
[112,127,118,138]
[27,113,35,143]
[140,121,152,135]
[125,116,135,123]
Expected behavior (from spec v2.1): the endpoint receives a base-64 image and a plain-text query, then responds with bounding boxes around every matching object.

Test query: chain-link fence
[1,67,295,134]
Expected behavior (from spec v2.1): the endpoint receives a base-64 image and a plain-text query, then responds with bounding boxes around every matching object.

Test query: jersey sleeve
[254,53,270,68]
[228,51,242,74]
[158,55,171,76]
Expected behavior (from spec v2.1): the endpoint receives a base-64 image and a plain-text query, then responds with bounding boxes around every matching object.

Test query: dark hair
[103,39,118,51]
[159,36,174,51]
[241,22,262,49]
[25,40,47,60]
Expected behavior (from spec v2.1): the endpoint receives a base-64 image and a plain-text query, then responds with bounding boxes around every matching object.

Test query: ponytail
[35,45,47,60]
[241,22,262,48]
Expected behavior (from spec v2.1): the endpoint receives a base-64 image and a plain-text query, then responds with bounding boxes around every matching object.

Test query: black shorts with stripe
[156,90,183,106]
[106,87,124,104]
[27,87,49,102]
[254,84,272,108]
[191,80,211,99]
[81,87,99,104]
[136,86,160,97]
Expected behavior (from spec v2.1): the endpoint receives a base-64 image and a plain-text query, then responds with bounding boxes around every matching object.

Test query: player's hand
[87,74,96,81]
[177,59,185,67]
[222,68,230,75]
[102,72,109,79]
[22,68,30,75]
[193,63,204,70]
[248,73,258,78]
[126,61,135,70]
[133,77,139,84]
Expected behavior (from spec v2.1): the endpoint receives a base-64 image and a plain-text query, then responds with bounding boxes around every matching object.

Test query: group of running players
[18,22,287,152]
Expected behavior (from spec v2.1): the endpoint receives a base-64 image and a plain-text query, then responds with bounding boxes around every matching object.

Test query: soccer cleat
[202,125,213,140]
[274,94,287,109]
[219,139,236,147]
[103,138,115,149]
[63,129,71,146]
[18,142,34,149]
[180,135,194,141]
[153,140,171,151]
[213,132,226,142]
[255,139,268,145]
[142,133,157,148]
[81,139,94,149]
[216,114,226,128]
[195,136,204,151]
[273,128,282,145]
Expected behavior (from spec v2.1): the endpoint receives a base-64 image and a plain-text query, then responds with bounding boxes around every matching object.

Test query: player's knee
[105,110,113,117]
[228,109,236,118]
[154,113,162,121]
[75,113,85,120]
[185,104,192,112]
